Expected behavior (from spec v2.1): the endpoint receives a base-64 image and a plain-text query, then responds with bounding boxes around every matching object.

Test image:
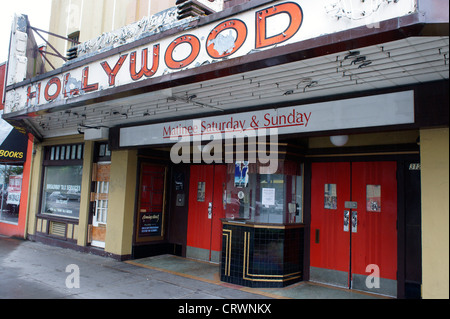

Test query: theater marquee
[4,0,415,114]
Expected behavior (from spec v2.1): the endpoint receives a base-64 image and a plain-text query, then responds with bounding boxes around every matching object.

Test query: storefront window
[0,164,24,224]
[41,166,83,219]
[225,161,303,224]
[41,143,84,219]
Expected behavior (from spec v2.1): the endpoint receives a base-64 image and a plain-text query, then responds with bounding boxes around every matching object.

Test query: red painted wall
[0,63,33,238]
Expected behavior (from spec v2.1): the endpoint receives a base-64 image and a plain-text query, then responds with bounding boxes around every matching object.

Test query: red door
[310,162,351,287]
[310,161,397,296]
[187,165,227,263]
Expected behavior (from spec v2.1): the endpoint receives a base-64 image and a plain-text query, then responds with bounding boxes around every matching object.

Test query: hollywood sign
[5,0,414,114]
[14,1,304,111]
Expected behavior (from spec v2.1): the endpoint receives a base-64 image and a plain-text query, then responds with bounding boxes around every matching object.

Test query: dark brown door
[135,164,167,244]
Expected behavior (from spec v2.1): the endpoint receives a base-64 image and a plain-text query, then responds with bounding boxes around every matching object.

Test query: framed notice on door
[366,185,381,212]
[324,184,337,210]
[138,211,163,237]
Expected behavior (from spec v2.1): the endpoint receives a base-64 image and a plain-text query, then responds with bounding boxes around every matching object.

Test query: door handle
[344,210,350,232]
[208,202,212,219]
[351,211,357,233]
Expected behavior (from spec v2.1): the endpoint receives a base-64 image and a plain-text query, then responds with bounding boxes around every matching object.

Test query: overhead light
[358,61,372,69]
[302,80,319,92]
[113,111,128,118]
[305,80,318,88]
[171,93,223,112]
[351,56,367,65]
[330,135,349,146]
[344,51,360,60]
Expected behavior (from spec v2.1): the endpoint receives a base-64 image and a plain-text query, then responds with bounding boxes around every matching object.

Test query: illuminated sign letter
[101,54,128,86]
[130,44,160,81]
[63,73,79,98]
[81,67,99,93]
[165,35,200,69]
[206,19,248,59]
[27,83,41,106]
[255,2,303,49]
[44,77,62,102]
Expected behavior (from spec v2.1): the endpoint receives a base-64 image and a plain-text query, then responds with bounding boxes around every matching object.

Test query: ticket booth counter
[220,161,304,288]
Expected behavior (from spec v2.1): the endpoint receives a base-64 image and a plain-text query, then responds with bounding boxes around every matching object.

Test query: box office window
[41,144,84,219]
[225,161,303,224]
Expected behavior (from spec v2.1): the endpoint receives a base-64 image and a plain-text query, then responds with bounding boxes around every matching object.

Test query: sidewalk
[0,236,385,300]
[0,236,270,299]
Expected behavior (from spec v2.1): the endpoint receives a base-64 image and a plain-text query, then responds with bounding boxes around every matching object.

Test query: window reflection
[0,164,24,224]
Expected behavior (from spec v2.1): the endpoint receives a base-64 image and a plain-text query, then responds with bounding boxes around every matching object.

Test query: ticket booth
[220,159,305,288]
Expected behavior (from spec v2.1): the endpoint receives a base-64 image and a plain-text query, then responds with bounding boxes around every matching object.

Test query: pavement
[0,235,390,303]
[0,236,271,300]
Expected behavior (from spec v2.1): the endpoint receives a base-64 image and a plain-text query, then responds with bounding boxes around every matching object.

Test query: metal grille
[49,221,66,237]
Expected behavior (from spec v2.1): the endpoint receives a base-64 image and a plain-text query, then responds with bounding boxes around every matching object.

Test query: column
[104,149,138,258]
[420,128,449,299]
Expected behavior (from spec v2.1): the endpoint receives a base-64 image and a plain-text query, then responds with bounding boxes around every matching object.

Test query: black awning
[0,125,28,162]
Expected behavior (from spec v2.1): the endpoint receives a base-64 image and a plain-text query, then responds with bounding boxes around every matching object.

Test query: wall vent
[49,221,66,237]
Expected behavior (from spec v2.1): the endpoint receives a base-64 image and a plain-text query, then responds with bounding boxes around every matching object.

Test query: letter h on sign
[27,83,41,106]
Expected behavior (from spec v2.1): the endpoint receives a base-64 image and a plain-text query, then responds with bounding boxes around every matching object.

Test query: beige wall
[420,127,449,299]
[47,0,176,69]
[77,140,94,246]
[104,149,138,257]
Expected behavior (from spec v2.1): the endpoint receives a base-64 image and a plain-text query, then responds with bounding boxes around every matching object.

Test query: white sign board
[262,188,276,207]
[120,90,415,147]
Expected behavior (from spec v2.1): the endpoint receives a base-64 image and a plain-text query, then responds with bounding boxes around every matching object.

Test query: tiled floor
[127,254,390,299]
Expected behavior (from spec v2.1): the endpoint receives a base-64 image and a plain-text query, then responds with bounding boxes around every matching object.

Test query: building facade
[3,0,448,298]
[45,0,179,70]
[0,63,33,238]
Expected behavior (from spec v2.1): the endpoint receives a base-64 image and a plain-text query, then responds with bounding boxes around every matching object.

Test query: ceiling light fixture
[330,135,349,146]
